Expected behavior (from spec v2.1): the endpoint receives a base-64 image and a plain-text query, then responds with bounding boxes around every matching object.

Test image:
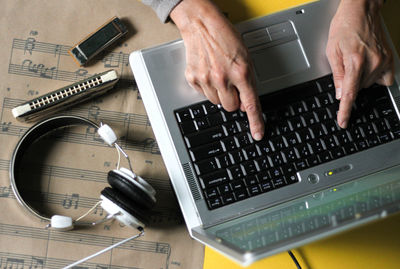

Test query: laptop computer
[130,0,400,265]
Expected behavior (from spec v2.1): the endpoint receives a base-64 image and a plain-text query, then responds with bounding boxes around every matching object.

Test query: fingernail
[339,119,348,129]
[336,88,342,100]
[253,132,263,141]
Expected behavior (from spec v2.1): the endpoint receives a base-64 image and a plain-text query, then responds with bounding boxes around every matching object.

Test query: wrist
[340,0,384,13]
[170,0,221,33]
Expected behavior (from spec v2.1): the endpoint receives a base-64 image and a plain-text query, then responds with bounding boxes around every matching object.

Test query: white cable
[62,229,144,269]
[115,144,121,170]
[75,201,102,222]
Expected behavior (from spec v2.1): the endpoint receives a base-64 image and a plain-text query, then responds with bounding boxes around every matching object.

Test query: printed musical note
[30,257,44,269]
[24,37,36,55]
[0,186,11,197]
[5,257,25,269]
[62,193,80,209]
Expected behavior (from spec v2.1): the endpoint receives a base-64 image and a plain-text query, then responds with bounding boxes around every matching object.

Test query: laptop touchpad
[251,40,309,82]
[243,21,309,82]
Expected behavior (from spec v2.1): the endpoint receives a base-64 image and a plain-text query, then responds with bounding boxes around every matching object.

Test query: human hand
[170,0,264,140]
[326,0,394,128]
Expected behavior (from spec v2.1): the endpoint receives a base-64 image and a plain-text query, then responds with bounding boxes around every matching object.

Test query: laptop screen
[199,165,400,256]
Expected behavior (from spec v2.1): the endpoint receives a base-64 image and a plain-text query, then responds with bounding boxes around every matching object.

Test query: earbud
[50,215,74,231]
[97,124,117,146]
[100,194,145,229]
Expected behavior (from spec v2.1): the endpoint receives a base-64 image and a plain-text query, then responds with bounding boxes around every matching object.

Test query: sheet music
[0,1,204,268]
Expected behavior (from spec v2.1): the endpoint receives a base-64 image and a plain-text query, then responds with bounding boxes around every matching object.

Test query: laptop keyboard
[175,75,400,210]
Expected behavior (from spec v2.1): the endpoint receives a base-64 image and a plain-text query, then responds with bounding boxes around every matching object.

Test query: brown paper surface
[0,0,205,268]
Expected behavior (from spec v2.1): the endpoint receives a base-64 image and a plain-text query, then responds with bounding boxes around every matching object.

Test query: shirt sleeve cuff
[142,0,182,23]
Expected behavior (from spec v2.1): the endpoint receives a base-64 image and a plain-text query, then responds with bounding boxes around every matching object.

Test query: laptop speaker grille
[394,95,400,110]
[182,163,202,201]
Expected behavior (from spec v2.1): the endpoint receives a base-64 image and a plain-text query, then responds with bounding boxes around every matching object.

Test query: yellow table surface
[204,1,400,268]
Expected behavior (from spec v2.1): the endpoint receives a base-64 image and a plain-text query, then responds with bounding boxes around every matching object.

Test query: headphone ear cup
[101,187,149,225]
[107,170,155,210]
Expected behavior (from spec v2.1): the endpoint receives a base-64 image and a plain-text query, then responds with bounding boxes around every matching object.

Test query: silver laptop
[130,0,400,265]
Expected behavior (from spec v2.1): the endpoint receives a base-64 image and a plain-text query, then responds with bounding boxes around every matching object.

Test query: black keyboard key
[241,160,258,175]
[297,128,314,142]
[278,121,293,134]
[269,167,283,178]
[195,118,210,130]
[304,97,320,110]
[285,132,300,146]
[292,101,307,114]
[260,181,274,192]
[218,183,231,195]
[204,102,219,114]
[315,108,331,122]
[222,193,236,205]
[331,147,345,158]
[286,174,299,184]
[272,177,286,188]
[230,179,246,191]
[229,149,246,163]
[225,111,243,121]
[194,158,219,175]
[205,188,218,198]
[221,137,237,151]
[244,175,258,186]
[343,143,358,155]
[296,144,313,158]
[356,140,369,150]
[306,156,320,166]
[222,122,240,135]
[378,132,393,143]
[185,126,225,148]
[200,170,229,189]
[190,105,206,118]
[242,145,260,159]
[289,116,305,130]
[257,170,272,181]
[257,140,275,154]
[317,75,335,92]
[295,160,309,170]
[190,142,223,161]
[248,185,262,196]
[281,163,296,174]
[215,154,232,168]
[180,121,197,134]
[269,152,286,166]
[325,120,340,133]
[227,165,245,179]
[235,132,253,147]
[336,130,352,145]
[208,197,223,209]
[303,112,318,126]
[310,124,327,138]
[319,151,332,162]
[234,189,248,200]
[254,156,270,170]
[322,135,338,150]
[316,92,334,106]
[309,139,325,153]
[282,148,299,161]
[207,112,225,125]
[176,109,192,122]
[270,136,288,150]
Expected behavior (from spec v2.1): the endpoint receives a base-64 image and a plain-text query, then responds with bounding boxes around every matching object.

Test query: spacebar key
[200,170,229,189]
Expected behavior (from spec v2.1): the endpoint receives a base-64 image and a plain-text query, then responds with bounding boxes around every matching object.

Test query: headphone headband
[9,115,99,221]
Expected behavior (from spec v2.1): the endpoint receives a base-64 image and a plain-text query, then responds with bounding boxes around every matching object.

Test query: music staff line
[12,38,130,66]
[3,97,150,127]
[0,251,141,269]
[0,159,171,192]
[0,122,160,155]
[0,222,171,255]
[9,38,132,83]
